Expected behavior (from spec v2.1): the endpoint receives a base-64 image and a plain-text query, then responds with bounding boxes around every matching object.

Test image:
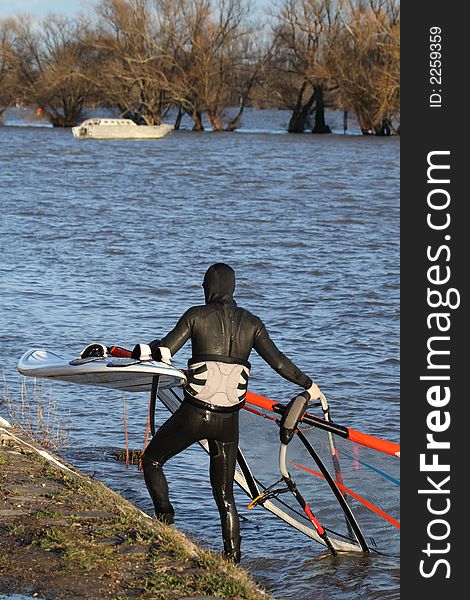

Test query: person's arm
[148,308,194,361]
[253,322,321,399]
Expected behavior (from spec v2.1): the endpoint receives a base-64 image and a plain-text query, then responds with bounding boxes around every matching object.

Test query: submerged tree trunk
[288,81,316,133]
[226,100,245,132]
[311,85,331,134]
[357,111,395,136]
[207,110,224,131]
[190,110,204,131]
[374,118,392,136]
[120,109,145,124]
[174,106,184,130]
[47,105,84,127]
[356,110,373,135]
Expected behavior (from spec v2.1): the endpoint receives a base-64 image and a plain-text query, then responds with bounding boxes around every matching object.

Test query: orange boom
[245,391,400,458]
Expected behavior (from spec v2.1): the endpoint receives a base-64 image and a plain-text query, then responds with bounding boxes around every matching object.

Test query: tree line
[0,0,399,135]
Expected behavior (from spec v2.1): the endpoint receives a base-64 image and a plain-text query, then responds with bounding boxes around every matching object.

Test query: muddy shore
[0,420,271,600]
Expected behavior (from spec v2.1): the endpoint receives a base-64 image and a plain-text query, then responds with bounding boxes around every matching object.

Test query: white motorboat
[71,118,173,140]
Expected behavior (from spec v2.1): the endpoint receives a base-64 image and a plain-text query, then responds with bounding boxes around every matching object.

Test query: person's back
[160,300,260,362]
[153,263,313,398]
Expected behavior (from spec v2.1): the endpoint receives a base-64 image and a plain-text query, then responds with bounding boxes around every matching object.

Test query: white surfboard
[18,348,186,392]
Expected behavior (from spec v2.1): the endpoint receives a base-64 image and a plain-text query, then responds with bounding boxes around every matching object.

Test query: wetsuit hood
[203,263,236,304]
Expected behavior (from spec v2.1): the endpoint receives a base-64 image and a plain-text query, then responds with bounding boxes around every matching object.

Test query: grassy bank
[0,422,272,600]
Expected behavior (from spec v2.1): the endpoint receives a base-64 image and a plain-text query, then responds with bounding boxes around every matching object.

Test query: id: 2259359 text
[429,26,442,108]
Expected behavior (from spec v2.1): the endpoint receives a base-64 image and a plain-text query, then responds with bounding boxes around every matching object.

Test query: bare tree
[0,19,17,119]
[93,0,173,125]
[11,15,98,127]
[224,31,277,131]
[158,0,259,131]
[202,0,260,131]
[325,0,400,134]
[148,0,210,130]
[268,0,340,133]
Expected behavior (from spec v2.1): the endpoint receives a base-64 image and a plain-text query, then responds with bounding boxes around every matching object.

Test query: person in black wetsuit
[139,263,321,563]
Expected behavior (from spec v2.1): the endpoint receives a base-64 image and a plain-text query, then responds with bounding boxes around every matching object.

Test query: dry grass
[2,372,70,451]
[121,391,130,466]
[119,390,152,470]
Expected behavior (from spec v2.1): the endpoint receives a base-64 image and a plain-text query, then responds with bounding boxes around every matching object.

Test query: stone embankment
[0,419,271,600]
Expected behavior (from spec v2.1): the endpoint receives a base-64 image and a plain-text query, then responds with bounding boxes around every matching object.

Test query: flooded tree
[93,0,173,125]
[325,0,400,134]
[11,15,98,127]
[147,0,210,130]
[224,35,275,131]
[157,0,259,131]
[0,19,17,119]
[268,0,341,133]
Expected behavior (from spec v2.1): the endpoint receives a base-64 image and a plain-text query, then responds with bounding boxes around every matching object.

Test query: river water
[0,109,399,599]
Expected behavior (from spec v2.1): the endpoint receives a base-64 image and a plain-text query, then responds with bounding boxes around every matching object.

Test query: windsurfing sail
[157,386,399,554]
[243,391,400,554]
[291,425,400,552]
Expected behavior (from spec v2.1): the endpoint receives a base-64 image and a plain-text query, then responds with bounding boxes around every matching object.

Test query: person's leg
[208,437,241,562]
[142,403,201,523]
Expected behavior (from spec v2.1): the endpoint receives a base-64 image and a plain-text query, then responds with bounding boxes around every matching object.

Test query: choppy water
[0,109,399,599]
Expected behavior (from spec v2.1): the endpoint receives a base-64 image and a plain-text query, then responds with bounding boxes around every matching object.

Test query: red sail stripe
[291,462,400,529]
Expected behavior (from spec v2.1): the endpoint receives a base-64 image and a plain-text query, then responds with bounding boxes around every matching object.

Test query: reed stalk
[138,393,152,471]
[2,372,70,451]
[121,392,130,467]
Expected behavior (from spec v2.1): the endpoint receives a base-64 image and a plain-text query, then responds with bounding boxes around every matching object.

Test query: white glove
[131,343,153,361]
[306,382,321,401]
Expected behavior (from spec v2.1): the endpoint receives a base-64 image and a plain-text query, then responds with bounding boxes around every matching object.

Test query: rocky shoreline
[0,419,271,600]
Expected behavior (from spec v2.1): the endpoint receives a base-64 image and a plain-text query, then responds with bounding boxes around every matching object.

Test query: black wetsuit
[142,263,312,562]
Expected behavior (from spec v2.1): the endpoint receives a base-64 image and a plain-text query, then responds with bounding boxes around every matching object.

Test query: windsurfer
[136,263,321,563]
